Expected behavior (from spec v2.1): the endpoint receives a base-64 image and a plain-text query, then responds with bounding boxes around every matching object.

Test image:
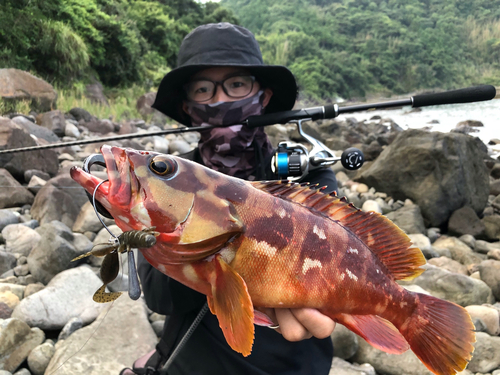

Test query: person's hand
[260,307,336,341]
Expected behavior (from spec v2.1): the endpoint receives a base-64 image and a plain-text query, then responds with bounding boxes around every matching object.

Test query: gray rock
[58,317,83,341]
[23,284,44,299]
[27,222,83,284]
[475,240,500,254]
[432,236,484,266]
[477,260,500,300]
[0,211,19,232]
[0,170,34,209]
[2,224,41,257]
[0,302,13,319]
[361,200,382,214]
[153,136,169,154]
[0,370,12,375]
[84,119,115,134]
[356,129,490,227]
[465,305,500,336]
[12,265,28,277]
[31,174,88,228]
[0,253,16,276]
[482,214,500,241]
[12,369,30,375]
[408,264,494,306]
[352,336,433,375]
[23,170,50,184]
[448,206,486,238]
[72,201,115,233]
[331,324,358,360]
[12,267,105,330]
[151,320,164,337]
[467,332,500,373]
[168,139,192,154]
[458,234,476,249]
[85,82,109,106]
[36,110,65,137]
[11,116,59,143]
[427,256,468,275]
[64,122,80,138]
[328,357,376,375]
[26,176,46,194]
[27,342,54,375]
[0,318,45,373]
[136,92,157,117]
[385,204,426,234]
[68,108,93,123]
[45,295,157,375]
[0,284,25,301]
[426,227,441,243]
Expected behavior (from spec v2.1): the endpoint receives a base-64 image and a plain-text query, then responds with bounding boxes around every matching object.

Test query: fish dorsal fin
[251,181,425,281]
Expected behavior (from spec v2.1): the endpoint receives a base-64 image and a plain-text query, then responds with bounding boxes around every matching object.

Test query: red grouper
[70,145,475,375]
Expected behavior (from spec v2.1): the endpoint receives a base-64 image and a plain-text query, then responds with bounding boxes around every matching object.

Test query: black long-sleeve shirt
[137,148,337,375]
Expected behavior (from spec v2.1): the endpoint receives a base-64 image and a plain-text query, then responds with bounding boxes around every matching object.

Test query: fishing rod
[0,84,495,156]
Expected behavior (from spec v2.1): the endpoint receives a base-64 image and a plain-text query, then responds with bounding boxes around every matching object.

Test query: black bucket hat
[152,22,298,126]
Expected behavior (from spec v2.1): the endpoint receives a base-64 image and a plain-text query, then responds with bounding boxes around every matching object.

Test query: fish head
[70,145,244,264]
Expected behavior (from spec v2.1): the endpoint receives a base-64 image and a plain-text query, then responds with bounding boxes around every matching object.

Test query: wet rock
[427,256,468,275]
[448,206,486,238]
[356,129,490,227]
[0,318,45,373]
[2,224,41,257]
[467,332,500,373]
[432,236,484,266]
[0,211,19,232]
[0,170,34,209]
[0,69,56,112]
[0,118,59,181]
[45,295,157,375]
[482,214,500,241]
[331,324,358,360]
[36,110,65,138]
[27,342,55,375]
[328,357,375,375]
[31,174,88,228]
[72,201,115,233]
[465,305,500,336]
[385,204,426,234]
[352,335,433,375]
[0,253,16,275]
[12,266,105,330]
[69,108,93,123]
[477,260,500,300]
[11,116,59,143]
[58,317,83,341]
[408,264,494,306]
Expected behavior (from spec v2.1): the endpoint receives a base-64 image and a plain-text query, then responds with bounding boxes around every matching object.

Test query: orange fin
[209,254,254,356]
[335,313,409,354]
[253,310,274,326]
[251,181,425,281]
[401,293,475,375]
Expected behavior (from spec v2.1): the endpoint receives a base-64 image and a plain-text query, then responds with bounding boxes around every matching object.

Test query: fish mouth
[70,145,136,219]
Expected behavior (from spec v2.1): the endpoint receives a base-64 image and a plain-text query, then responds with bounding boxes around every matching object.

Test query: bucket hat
[152,22,298,126]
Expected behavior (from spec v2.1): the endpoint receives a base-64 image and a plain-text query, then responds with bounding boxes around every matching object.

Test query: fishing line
[92,179,117,240]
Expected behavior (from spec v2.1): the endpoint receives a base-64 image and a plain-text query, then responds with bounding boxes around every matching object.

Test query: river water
[335,98,500,157]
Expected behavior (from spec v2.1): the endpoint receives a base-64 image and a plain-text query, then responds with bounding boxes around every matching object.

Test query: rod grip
[412,85,496,107]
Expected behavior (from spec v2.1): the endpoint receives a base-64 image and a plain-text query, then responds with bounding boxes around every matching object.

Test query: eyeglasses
[184,75,256,102]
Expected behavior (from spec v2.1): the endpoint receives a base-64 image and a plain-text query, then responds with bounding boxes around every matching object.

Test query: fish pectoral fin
[334,313,409,354]
[208,254,254,357]
[253,309,274,326]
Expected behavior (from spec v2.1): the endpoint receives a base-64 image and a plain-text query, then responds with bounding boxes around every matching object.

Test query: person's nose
[210,83,232,103]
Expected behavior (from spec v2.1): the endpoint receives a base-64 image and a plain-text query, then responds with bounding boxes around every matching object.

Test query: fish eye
[149,155,178,177]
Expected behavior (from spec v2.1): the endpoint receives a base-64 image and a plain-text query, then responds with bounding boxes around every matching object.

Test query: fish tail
[401,293,475,375]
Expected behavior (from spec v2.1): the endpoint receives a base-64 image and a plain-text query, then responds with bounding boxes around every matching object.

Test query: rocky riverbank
[1,85,500,374]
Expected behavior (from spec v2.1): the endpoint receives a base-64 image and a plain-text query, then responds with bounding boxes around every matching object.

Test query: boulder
[72,201,115,233]
[36,110,65,137]
[0,169,34,209]
[64,122,80,138]
[356,129,490,227]
[432,236,484,266]
[0,210,19,232]
[448,206,486,238]
[12,266,105,329]
[466,332,500,373]
[85,82,109,106]
[83,119,115,134]
[68,107,93,123]
[427,256,468,275]
[0,118,59,181]
[58,316,83,341]
[0,252,16,275]
[11,116,59,143]
[27,342,55,375]
[0,69,56,112]
[465,305,500,336]
[331,323,358,360]
[477,260,500,300]
[407,265,494,306]
[31,174,88,228]
[385,204,426,234]
[0,318,45,373]
[45,295,157,375]
[482,214,500,241]
[328,357,375,375]
[2,224,41,257]
[136,92,157,117]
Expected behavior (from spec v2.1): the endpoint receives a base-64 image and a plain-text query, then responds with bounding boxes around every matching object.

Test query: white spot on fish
[183,264,198,283]
[131,202,152,227]
[118,215,129,223]
[277,207,287,219]
[219,248,236,264]
[158,264,166,273]
[400,302,408,308]
[135,166,148,178]
[255,240,278,257]
[376,269,380,274]
[340,272,345,281]
[345,268,358,281]
[302,258,322,274]
[347,247,359,254]
[313,225,326,240]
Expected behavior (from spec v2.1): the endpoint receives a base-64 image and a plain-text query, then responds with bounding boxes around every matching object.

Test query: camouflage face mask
[185,90,274,180]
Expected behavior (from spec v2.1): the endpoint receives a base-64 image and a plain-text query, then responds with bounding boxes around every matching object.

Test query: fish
[70,145,475,375]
